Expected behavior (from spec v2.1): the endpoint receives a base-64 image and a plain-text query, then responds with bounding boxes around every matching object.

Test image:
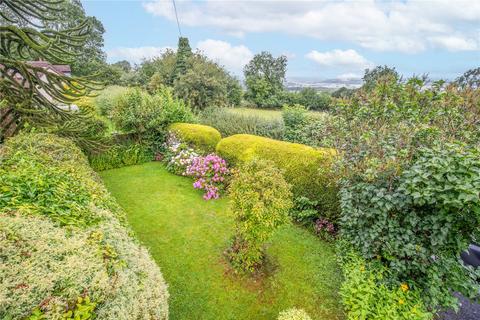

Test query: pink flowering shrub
[185,154,229,200]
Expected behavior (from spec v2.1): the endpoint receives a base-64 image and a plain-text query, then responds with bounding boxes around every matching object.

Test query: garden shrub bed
[216,134,339,220]
[168,123,221,153]
[0,133,168,319]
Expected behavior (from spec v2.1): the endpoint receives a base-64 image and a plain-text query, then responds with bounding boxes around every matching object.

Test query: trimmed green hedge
[169,123,221,153]
[0,133,168,319]
[216,134,339,219]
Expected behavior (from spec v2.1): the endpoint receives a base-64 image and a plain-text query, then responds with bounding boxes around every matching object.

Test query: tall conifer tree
[172,37,192,82]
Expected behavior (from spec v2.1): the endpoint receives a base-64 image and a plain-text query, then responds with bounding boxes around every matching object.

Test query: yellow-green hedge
[216,134,339,218]
[169,123,221,153]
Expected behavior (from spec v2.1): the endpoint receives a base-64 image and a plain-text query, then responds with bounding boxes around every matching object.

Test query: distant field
[228,107,327,120]
[228,107,284,119]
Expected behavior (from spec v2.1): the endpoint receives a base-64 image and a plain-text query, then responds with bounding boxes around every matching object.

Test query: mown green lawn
[100,162,344,320]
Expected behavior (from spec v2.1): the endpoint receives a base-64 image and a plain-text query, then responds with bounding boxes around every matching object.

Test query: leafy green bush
[296,88,332,111]
[168,123,221,153]
[282,104,310,143]
[216,134,339,222]
[88,141,152,171]
[340,143,480,309]
[112,87,194,135]
[200,107,285,140]
[0,133,169,319]
[95,85,128,118]
[338,246,432,320]
[277,308,312,320]
[226,159,292,272]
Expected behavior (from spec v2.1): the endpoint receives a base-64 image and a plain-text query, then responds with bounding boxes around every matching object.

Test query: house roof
[27,61,71,75]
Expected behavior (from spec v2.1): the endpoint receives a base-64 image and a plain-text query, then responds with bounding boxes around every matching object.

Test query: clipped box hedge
[0,133,168,319]
[216,134,339,218]
[169,123,221,153]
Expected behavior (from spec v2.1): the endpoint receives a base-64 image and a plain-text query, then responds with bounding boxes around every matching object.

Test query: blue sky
[83,0,480,80]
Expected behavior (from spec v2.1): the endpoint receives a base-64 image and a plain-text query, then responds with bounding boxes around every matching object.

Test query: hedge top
[216,134,339,217]
[169,123,221,153]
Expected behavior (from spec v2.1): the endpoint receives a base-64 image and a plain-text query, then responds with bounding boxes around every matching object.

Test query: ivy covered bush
[168,122,221,153]
[341,143,480,309]
[0,133,169,319]
[324,77,480,314]
[226,159,292,272]
[216,134,339,222]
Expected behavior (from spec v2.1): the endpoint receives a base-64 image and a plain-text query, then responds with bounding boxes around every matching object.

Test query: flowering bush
[185,154,229,200]
[163,132,199,175]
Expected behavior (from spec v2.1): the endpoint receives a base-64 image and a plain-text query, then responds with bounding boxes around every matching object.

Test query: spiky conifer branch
[0,0,104,147]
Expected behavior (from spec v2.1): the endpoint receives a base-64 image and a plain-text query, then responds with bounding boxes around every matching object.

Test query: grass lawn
[100,162,344,320]
[229,107,327,121]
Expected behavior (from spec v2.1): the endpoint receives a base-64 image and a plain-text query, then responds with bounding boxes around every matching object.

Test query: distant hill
[285,77,362,92]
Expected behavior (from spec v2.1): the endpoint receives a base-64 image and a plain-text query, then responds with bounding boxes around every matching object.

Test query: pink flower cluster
[186,154,229,200]
[314,218,335,235]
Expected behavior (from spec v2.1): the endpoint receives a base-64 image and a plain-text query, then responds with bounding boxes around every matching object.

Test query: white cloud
[429,36,478,51]
[336,73,362,81]
[306,49,373,70]
[196,39,253,73]
[143,0,480,53]
[107,46,171,63]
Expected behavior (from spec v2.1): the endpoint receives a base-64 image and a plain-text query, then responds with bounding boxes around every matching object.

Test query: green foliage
[168,123,221,153]
[111,86,194,140]
[340,144,480,309]
[227,159,292,272]
[0,0,102,144]
[296,88,332,111]
[290,196,319,224]
[455,67,480,89]
[0,133,168,319]
[277,308,312,320]
[172,37,192,82]
[199,107,285,140]
[216,134,339,222]
[244,52,287,108]
[95,86,129,119]
[88,141,152,171]
[282,104,310,143]
[63,296,96,320]
[174,54,242,110]
[362,65,400,91]
[147,49,177,89]
[331,87,356,99]
[338,247,432,320]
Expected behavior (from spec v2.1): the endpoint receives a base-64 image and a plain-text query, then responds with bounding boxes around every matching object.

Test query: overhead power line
[172,0,182,36]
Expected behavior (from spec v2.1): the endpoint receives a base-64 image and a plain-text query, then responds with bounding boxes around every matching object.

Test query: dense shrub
[163,132,199,175]
[216,134,339,221]
[88,141,152,171]
[282,104,310,143]
[296,88,332,111]
[338,246,432,320]
[185,154,230,200]
[200,107,285,140]
[0,133,168,319]
[168,123,221,153]
[226,159,292,272]
[277,308,312,320]
[112,87,193,134]
[95,85,128,118]
[340,143,480,309]
[323,77,480,312]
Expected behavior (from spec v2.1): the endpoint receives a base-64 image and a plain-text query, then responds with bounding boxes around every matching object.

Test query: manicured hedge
[216,134,339,219]
[0,133,168,319]
[169,123,221,153]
